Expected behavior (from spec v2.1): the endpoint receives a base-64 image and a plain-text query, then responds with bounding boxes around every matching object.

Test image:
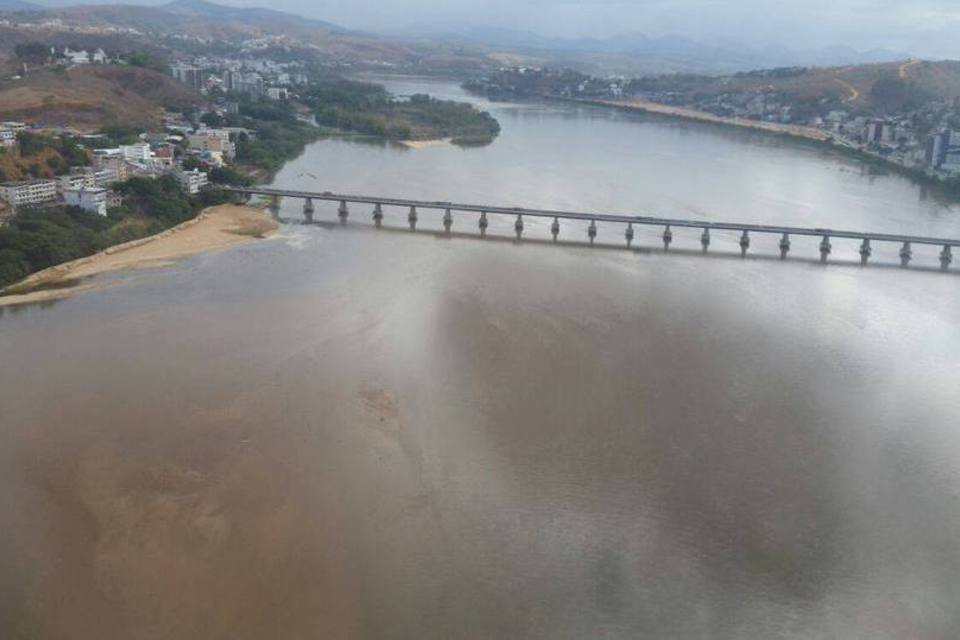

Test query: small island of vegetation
[302,79,501,146]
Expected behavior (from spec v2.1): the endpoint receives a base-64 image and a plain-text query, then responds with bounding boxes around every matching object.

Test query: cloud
[243,0,960,57]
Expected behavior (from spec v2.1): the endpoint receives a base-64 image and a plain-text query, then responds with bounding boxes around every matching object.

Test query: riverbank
[0,204,277,307]
[587,97,833,142]
[574,96,960,204]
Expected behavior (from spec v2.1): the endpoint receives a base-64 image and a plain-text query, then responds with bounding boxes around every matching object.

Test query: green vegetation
[208,166,255,187]
[0,176,237,290]
[204,98,323,174]
[13,42,51,65]
[93,125,144,147]
[0,132,90,182]
[303,79,500,144]
[121,51,170,75]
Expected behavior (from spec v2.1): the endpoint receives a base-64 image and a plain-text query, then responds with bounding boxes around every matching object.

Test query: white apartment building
[1,179,58,208]
[120,143,153,163]
[176,168,208,195]
[0,128,16,147]
[63,187,108,216]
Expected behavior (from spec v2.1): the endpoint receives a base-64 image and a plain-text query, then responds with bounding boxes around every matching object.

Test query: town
[0,45,323,222]
[465,65,960,182]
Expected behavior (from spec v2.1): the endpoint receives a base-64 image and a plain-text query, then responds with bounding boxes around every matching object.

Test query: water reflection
[0,77,959,640]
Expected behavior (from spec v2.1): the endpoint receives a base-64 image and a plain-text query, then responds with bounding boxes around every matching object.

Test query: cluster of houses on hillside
[0,118,256,219]
[169,56,308,98]
[471,66,960,180]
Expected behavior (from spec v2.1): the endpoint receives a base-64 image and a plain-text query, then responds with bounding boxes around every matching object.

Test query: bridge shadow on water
[281,218,959,277]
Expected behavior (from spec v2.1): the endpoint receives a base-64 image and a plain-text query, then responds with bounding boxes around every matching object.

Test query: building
[152,145,176,169]
[862,120,895,146]
[61,48,104,65]
[222,70,263,95]
[58,172,96,193]
[1,179,58,208]
[2,180,57,207]
[925,131,950,169]
[171,65,206,92]
[63,187,108,216]
[266,87,288,101]
[187,129,235,160]
[176,168,208,194]
[94,168,120,187]
[120,143,152,163]
[0,128,15,147]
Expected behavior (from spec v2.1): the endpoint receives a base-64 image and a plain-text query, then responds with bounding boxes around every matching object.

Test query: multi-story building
[171,65,206,92]
[58,172,96,193]
[0,128,16,147]
[187,129,236,160]
[925,131,950,169]
[120,143,152,163]
[222,70,263,95]
[94,168,120,187]
[0,179,58,208]
[175,168,209,195]
[63,187,108,216]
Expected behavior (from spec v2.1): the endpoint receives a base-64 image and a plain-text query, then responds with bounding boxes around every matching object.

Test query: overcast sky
[221,0,956,57]
[31,0,957,57]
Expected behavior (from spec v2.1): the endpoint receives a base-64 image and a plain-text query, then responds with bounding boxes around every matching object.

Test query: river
[0,76,958,639]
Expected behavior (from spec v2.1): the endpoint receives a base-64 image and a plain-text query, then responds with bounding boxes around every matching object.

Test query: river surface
[1,77,959,639]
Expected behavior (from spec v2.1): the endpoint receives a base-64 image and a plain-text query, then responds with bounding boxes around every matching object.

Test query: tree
[14,42,50,64]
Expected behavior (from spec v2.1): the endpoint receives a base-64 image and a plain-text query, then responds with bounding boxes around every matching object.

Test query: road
[899,59,920,79]
[834,76,860,103]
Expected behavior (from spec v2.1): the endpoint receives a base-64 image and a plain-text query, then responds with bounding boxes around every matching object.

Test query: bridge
[223,186,959,270]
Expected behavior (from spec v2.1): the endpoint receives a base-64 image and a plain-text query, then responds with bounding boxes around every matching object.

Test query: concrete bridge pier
[268,194,281,219]
[337,200,349,225]
[515,214,524,240]
[940,245,953,271]
[701,228,710,253]
[372,203,384,228]
[779,233,790,259]
[900,241,912,267]
[859,239,872,265]
[443,208,453,233]
[662,225,673,251]
[408,206,418,230]
[550,217,560,241]
[302,197,314,222]
[819,235,832,264]
[625,222,634,248]
[587,220,597,244]
[739,230,750,257]
[479,211,488,237]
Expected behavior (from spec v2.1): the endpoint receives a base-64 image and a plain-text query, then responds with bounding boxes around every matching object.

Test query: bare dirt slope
[0,65,203,130]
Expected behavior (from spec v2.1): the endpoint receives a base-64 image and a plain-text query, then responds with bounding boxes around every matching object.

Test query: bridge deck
[225,187,960,247]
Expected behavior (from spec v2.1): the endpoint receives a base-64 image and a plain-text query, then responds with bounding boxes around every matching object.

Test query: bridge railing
[223,186,958,270]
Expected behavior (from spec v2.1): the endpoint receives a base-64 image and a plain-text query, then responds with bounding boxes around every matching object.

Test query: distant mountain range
[0,0,42,10]
[159,0,348,34]
[405,26,914,74]
[0,0,917,76]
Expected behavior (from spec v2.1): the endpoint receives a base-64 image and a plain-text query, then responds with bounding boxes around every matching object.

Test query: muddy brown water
[1,78,959,639]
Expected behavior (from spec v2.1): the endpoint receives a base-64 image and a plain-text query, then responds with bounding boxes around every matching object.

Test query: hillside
[0,65,204,130]
[0,1,492,74]
[629,60,960,114]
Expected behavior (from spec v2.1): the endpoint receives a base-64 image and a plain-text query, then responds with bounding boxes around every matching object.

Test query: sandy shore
[594,98,833,142]
[0,204,278,307]
[399,138,451,149]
